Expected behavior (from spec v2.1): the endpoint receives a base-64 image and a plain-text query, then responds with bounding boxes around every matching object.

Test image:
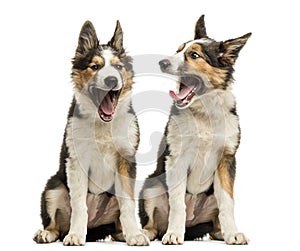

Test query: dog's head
[72,20,133,122]
[159,15,251,109]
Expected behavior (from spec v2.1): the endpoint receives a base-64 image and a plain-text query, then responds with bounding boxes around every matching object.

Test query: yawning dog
[33,20,149,246]
[139,15,251,245]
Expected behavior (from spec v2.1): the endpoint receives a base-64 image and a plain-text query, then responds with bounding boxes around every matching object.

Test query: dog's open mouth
[169,75,206,108]
[88,86,121,122]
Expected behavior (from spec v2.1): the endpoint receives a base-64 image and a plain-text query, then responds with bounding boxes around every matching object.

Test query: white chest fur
[166,90,240,195]
[65,94,139,195]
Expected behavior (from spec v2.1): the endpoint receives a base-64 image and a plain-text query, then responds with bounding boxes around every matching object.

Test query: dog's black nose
[104,76,118,89]
[159,59,171,70]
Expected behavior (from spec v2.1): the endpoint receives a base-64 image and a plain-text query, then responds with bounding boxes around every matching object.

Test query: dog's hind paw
[33,229,58,243]
[126,233,150,246]
[224,232,249,245]
[63,233,85,246]
[162,232,184,245]
[141,229,157,241]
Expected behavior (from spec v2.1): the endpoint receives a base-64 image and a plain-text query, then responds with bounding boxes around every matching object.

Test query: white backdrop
[0,0,299,250]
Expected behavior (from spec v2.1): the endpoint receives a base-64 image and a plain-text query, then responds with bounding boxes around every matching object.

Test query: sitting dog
[33,20,149,246]
[139,15,251,245]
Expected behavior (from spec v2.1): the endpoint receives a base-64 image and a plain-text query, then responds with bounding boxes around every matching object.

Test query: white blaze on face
[102,48,115,66]
[96,48,123,91]
[83,48,125,122]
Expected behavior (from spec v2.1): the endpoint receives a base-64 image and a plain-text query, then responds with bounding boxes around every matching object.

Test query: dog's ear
[218,33,252,65]
[76,21,99,55]
[109,20,124,54]
[194,15,208,39]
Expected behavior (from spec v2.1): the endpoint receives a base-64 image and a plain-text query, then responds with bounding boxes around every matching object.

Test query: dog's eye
[114,64,123,70]
[90,64,99,71]
[189,52,201,59]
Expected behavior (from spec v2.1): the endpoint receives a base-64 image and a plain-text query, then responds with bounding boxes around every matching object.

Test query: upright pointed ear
[109,20,124,53]
[218,33,252,65]
[194,15,208,39]
[76,21,99,55]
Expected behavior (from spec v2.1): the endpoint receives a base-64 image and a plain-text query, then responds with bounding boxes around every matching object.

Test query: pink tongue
[169,85,193,101]
[100,94,114,115]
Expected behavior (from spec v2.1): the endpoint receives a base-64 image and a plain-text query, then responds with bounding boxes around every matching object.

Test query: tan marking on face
[110,56,122,66]
[185,43,227,87]
[119,72,133,99]
[177,43,185,52]
[185,43,206,58]
[115,56,133,101]
[117,156,134,199]
[72,55,105,91]
[90,55,105,68]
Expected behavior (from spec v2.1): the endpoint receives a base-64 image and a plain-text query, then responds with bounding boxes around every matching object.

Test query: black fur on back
[138,122,170,228]
[40,98,77,228]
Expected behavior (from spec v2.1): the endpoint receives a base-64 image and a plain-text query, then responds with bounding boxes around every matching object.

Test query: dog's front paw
[126,233,150,246]
[224,232,249,245]
[162,232,184,245]
[63,233,85,246]
[33,229,58,243]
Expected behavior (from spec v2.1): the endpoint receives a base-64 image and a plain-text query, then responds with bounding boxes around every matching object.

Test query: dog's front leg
[213,153,248,245]
[115,157,150,246]
[162,166,187,245]
[63,159,88,246]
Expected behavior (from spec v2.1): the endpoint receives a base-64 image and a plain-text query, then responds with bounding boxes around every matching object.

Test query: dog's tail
[185,221,214,240]
[86,223,116,242]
